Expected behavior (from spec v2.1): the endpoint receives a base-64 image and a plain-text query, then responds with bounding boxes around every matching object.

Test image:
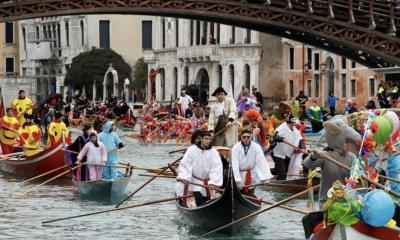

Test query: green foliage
[132,57,148,90]
[65,48,132,91]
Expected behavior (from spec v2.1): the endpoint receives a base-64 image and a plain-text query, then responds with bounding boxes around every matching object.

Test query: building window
[289,80,294,98]
[43,25,47,40]
[351,61,356,69]
[173,67,178,99]
[314,74,320,98]
[341,57,347,69]
[22,67,27,76]
[307,47,312,68]
[160,68,165,100]
[65,21,69,47]
[230,26,235,44]
[99,20,110,49]
[369,77,376,98]
[5,57,14,75]
[5,22,13,44]
[22,27,26,51]
[175,19,179,47]
[36,26,40,41]
[201,21,207,45]
[196,21,201,45]
[57,24,61,47]
[314,53,320,70]
[341,74,347,99]
[244,64,251,89]
[142,21,153,49]
[245,29,251,44]
[217,24,220,44]
[289,47,295,70]
[161,18,166,48]
[218,65,222,87]
[307,79,312,97]
[229,64,235,96]
[210,23,215,43]
[190,20,194,46]
[80,20,84,46]
[350,79,356,97]
[184,66,189,87]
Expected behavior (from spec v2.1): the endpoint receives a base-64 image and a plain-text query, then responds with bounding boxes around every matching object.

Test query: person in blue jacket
[327,92,338,117]
[99,121,124,179]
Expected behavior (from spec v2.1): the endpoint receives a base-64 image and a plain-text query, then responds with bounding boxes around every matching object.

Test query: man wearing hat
[208,87,238,147]
[18,114,42,156]
[0,108,19,154]
[176,130,223,207]
[179,89,193,114]
[47,112,70,146]
[271,113,304,180]
[12,90,33,125]
[231,128,272,196]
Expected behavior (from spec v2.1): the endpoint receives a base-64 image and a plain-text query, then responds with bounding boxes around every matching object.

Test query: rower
[12,90,33,126]
[18,114,42,157]
[99,121,124,179]
[0,108,19,154]
[231,128,273,196]
[47,112,70,146]
[271,113,304,180]
[176,130,223,207]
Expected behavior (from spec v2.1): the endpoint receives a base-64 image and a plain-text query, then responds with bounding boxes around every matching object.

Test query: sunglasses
[241,135,251,139]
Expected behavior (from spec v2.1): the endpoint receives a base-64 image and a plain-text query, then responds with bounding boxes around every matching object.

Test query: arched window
[65,21,70,47]
[196,21,201,45]
[202,21,207,45]
[244,64,251,89]
[184,66,189,87]
[22,27,26,51]
[190,20,194,46]
[160,68,165,100]
[175,19,179,47]
[230,27,235,44]
[36,26,40,41]
[80,20,84,46]
[229,64,235,96]
[57,24,61,47]
[173,67,178,99]
[161,18,166,49]
[218,65,223,87]
[43,25,47,39]
[245,29,251,44]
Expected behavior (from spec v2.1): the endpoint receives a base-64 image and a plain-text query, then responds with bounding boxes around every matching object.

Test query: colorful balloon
[372,116,392,144]
[385,111,400,136]
[361,190,395,227]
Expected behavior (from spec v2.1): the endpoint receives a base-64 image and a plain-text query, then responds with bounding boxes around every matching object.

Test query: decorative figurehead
[323,115,361,154]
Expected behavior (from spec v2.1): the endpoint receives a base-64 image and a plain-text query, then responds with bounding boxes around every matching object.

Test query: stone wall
[0,76,37,107]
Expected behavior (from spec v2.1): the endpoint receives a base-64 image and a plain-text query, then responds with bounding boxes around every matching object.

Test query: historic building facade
[144,17,282,104]
[283,39,380,110]
[19,15,156,103]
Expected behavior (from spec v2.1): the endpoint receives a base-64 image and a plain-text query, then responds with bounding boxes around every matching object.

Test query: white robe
[273,122,303,159]
[176,145,223,197]
[231,141,273,187]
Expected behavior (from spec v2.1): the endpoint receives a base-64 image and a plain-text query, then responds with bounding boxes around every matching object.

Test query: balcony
[177,45,220,62]
[143,50,156,63]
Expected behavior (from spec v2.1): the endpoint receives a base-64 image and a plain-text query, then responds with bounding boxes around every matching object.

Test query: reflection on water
[0,138,307,240]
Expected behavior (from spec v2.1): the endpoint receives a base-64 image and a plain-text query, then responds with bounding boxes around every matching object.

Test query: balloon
[383,114,394,131]
[385,111,400,136]
[361,190,395,227]
[372,116,392,144]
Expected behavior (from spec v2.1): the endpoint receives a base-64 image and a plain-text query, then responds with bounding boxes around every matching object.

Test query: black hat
[211,87,228,97]
[285,113,297,123]
[24,113,33,119]
[200,130,212,137]
[55,112,63,119]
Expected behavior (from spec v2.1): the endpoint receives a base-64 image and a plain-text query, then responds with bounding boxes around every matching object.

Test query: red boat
[0,142,67,177]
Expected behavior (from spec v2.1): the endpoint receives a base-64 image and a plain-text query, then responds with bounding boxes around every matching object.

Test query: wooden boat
[309,221,400,240]
[0,142,66,177]
[73,175,131,200]
[176,169,261,235]
[262,177,320,194]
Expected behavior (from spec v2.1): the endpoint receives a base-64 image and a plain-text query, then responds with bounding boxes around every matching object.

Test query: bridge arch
[1,1,400,67]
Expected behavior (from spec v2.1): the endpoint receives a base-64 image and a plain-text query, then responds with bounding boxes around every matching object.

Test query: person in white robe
[272,114,304,180]
[176,131,223,207]
[77,132,107,181]
[232,128,273,196]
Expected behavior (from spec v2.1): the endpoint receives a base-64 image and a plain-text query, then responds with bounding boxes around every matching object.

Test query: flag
[0,88,5,118]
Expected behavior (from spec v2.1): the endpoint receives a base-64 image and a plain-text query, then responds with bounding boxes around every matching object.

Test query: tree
[132,57,148,100]
[65,47,132,98]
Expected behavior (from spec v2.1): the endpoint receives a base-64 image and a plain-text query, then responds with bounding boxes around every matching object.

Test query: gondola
[262,177,320,194]
[0,142,66,177]
[73,174,131,201]
[176,169,261,235]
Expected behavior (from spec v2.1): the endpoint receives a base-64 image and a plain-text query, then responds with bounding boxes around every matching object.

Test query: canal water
[0,137,308,240]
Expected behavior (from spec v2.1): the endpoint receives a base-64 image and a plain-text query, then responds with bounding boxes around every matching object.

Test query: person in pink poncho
[77,132,107,181]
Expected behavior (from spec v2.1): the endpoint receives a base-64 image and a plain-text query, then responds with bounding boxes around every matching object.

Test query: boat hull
[0,143,66,177]
[310,222,400,240]
[176,170,261,235]
[73,176,130,200]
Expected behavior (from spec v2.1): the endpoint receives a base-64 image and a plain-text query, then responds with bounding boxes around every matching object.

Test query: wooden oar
[115,156,183,208]
[42,195,190,224]
[191,184,320,239]
[22,164,70,184]
[21,164,82,196]
[282,140,400,198]
[168,148,187,154]
[244,195,308,215]
[139,174,175,179]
